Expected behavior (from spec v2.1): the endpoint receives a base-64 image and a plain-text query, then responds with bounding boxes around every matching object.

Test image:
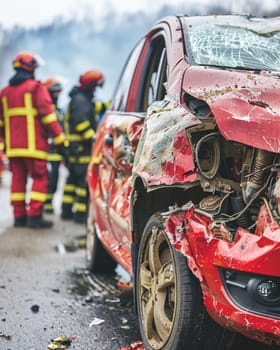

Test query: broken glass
[183,20,280,72]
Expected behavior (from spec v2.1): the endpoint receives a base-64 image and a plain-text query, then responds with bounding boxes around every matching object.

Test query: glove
[57,146,70,168]
[56,141,69,158]
[56,145,66,157]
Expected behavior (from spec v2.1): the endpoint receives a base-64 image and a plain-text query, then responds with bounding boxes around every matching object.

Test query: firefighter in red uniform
[43,77,64,214]
[0,52,66,228]
[62,70,108,223]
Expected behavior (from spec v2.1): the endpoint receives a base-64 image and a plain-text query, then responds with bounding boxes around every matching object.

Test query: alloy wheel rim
[139,224,176,349]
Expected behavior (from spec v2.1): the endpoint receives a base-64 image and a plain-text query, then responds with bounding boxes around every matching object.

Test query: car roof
[177,14,280,33]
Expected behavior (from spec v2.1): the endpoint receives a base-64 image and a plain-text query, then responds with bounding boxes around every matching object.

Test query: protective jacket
[0,74,65,159]
[0,70,65,220]
[62,86,108,222]
[64,86,96,164]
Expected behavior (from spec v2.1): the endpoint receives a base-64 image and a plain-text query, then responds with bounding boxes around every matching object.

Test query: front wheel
[136,214,233,350]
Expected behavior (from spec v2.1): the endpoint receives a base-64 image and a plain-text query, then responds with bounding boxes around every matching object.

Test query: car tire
[86,199,116,273]
[136,213,233,350]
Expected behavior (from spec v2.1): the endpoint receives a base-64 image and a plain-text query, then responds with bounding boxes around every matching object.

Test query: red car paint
[88,15,280,346]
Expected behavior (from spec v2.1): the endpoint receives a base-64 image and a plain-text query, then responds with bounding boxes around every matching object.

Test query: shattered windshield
[183,22,280,71]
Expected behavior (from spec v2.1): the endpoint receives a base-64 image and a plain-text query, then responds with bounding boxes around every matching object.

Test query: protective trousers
[44,160,61,212]
[9,158,48,218]
[61,163,88,222]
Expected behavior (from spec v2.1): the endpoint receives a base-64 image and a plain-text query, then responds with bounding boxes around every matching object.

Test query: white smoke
[0,0,280,108]
[0,0,279,30]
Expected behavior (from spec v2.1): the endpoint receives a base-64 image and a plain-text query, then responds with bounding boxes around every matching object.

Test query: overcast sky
[1,0,280,29]
[1,0,187,29]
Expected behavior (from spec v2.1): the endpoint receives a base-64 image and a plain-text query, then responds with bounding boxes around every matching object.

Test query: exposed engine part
[261,196,276,223]
[195,132,220,180]
[199,193,230,214]
[189,124,280,234]
[271,175,280,220]
[242,149,274,204]
[200,195,221,211]
[230,193,251,229]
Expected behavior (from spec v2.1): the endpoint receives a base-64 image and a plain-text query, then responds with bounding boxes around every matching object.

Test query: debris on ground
[89,317,105,327]
[74,235,86,249]
[105,297,120,303]
[117,280,133,290]
[0,331,11,341]
[120,317,128,325]
[30,304,40,313]
[63,235,87,252]
[48,335,77,350]
[118,340,145,350]
[115,264,132,283]
[120,325,131,330]
[55,243,66,255]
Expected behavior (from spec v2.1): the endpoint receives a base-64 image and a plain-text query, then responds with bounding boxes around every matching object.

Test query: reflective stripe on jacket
[0,79,65,160]
[64,86,95,163]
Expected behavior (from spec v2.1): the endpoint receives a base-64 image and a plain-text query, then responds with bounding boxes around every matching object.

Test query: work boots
[14,216,27,228]
[27,215,53,229]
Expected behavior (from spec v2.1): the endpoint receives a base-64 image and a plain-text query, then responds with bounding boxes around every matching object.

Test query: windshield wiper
[199,63,264,73]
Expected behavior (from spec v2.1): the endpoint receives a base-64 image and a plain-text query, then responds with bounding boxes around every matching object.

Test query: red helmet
[79,70,104,90]
[44,77,62,93]
[12,51,38,72]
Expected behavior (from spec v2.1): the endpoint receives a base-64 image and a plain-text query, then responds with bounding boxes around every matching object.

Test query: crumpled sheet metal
[133,99,199,187]
[165,205,280,279]
[164,205,280,344]
[183,66,280,153]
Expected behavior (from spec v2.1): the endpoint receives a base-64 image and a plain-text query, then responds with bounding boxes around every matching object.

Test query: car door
[106,31,169,269]
[89,39,146,271]
[102,112,144,269]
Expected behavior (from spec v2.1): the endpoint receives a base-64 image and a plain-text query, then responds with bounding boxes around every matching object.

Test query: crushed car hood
[184,66,280,153]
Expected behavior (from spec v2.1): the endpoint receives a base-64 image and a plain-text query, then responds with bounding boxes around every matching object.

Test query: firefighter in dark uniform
[43,77,64,214]
[0,52,66,228]
[61,70,107,224]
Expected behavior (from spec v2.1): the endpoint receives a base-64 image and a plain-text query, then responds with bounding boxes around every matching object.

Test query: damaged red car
[86,14,280,350]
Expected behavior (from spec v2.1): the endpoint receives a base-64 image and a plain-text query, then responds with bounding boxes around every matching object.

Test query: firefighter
[43,77,64,214]
[0,51,66,228]
[61,69,108,224]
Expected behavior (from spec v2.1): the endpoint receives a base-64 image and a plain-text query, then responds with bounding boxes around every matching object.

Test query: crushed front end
[162,88,280,344]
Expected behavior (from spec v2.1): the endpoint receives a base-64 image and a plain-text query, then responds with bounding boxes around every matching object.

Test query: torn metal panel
[183,66,280,152]
[133,99,200,187]
[165,205,280,345]
[165,203,280,275]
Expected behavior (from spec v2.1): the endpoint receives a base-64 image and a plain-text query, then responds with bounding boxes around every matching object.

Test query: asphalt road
[0,168,279,350]
[0,168,140,350]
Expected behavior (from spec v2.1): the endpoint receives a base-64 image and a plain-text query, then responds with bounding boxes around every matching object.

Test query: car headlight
[249,278,280,306]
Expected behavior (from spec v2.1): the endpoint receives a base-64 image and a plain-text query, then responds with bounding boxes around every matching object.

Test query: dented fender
[164,205,280,344]
[133,99,199,187]
[183,66,280,152]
